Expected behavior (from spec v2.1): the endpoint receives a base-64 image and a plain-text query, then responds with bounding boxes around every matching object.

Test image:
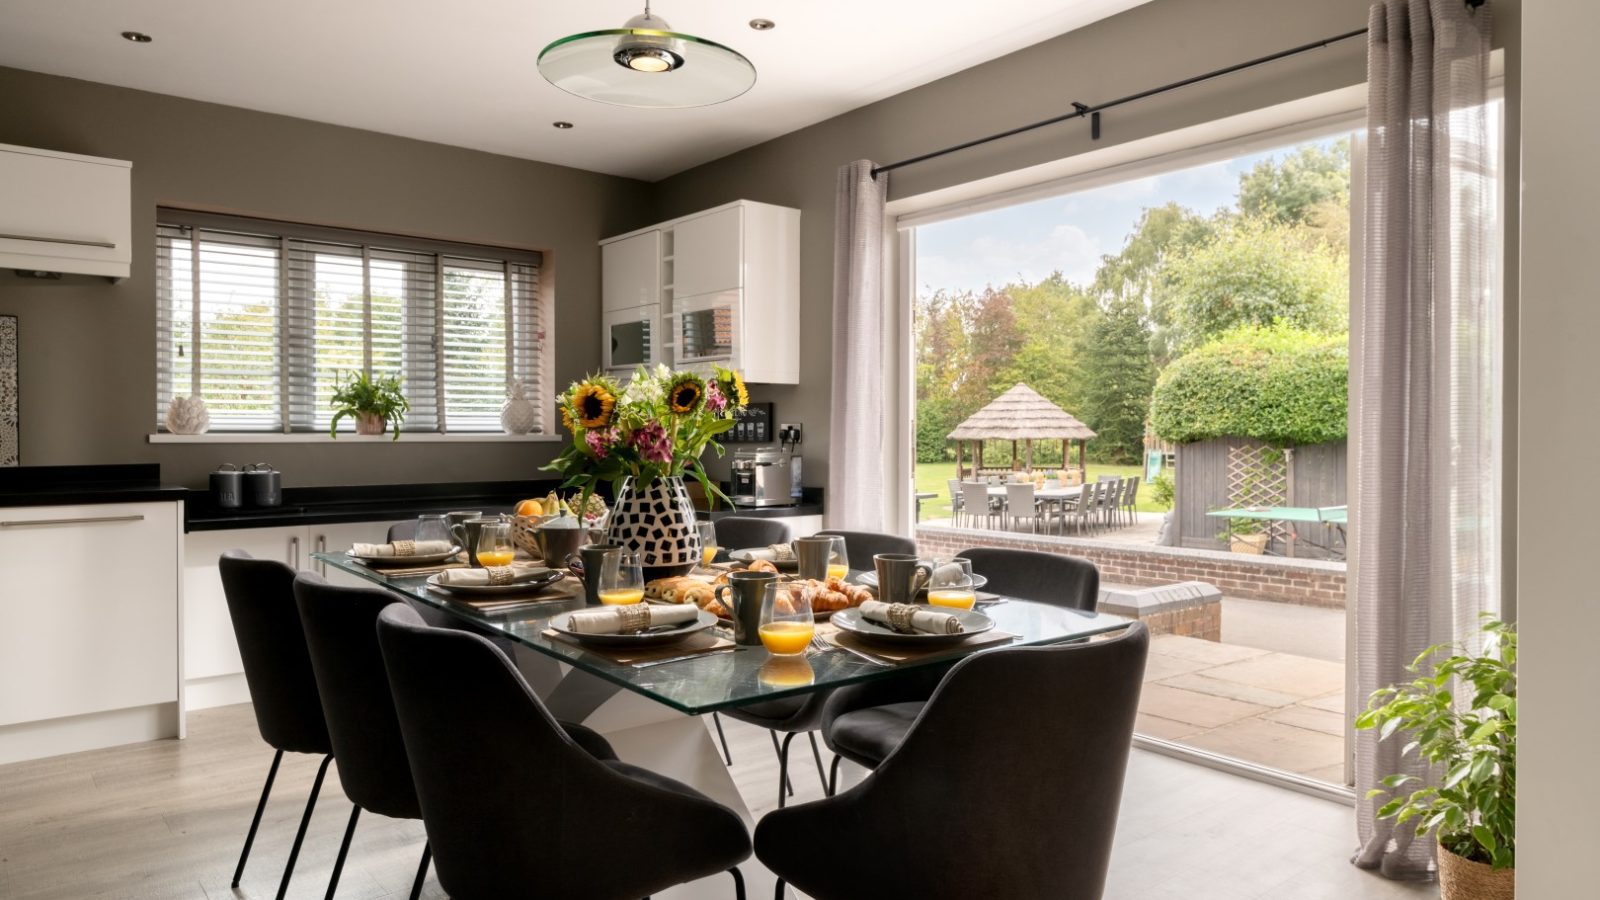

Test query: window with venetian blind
[154,210,548,434]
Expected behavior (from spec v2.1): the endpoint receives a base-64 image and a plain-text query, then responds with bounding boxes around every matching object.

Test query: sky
[914,140,1329,297]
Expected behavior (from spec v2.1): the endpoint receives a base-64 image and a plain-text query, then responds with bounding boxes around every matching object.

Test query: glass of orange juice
[696,520,719,568]
[926,557,977,610]
[474,520,516,568]
[597,550,645,605]
[825,535,850,581]
[758,587,813,655]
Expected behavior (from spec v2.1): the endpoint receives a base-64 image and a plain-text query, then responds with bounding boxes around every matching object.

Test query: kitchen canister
[209,463,244,509]
[243,462,282,507]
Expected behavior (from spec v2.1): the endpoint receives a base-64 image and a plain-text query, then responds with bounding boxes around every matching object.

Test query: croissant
[747,559,780,574]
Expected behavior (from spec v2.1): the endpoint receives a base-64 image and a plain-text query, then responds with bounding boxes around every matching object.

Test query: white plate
[830,607,995,647]
[728,548,799,572]
[548,608,719,647]
[425,569,566,596]
[855,570,988,591]
[347,546,462,567]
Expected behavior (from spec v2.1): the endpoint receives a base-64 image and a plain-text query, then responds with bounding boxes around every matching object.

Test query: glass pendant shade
[538,24,755,108]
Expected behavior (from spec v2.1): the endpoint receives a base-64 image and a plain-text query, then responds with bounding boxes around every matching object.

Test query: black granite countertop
[0,464,189,509]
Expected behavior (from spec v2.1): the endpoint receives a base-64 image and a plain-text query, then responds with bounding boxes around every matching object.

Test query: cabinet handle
[289,535,300,569]
[0,514,145,527]
[315,535,326,575]
[0,231,117,249]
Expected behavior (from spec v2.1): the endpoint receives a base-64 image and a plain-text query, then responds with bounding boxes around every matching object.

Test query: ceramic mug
[873,553,934,604]
[450,517,501,567]
[574,544,622,605]
[714,570,777,646]
[794,535,837,581]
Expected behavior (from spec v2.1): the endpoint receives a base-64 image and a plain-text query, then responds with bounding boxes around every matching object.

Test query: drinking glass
[697,520,720,568]
[597,550,645,605]
[414,514,450,545]
[758,586,813,656]
[926,557,977,610]
[475,520,515,568]
[825,535,850,582]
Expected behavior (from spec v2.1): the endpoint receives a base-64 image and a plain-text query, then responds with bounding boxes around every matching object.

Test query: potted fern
[1356,616,1516,899]
[330,371,408,440]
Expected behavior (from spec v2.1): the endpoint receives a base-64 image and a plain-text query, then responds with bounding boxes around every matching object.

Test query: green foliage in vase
[1357,616,1517,870]
[329,370,409,440]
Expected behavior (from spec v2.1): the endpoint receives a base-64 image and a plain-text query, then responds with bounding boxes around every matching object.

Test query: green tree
[1091,203,1216,365]
[1237,138,1350,229]
[1162,217,1348,351]
[1078,297,1156,463]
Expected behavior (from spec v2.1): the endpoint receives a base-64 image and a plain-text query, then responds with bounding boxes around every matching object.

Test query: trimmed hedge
[1149,325,1348,446]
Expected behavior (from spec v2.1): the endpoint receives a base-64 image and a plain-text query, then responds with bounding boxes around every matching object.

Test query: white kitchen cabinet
[601,229,662,313]
[0,142,131,279]
[601,200,799,384]
[0,502,179,742]
[308,520,399,586]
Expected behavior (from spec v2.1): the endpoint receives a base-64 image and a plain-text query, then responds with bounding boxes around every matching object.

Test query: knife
[632,647,736,669]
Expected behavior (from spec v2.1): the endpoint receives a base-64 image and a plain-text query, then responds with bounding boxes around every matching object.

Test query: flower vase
[604,475,700,580]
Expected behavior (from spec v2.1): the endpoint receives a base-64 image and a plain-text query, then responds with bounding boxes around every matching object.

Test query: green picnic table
[1206,505,1347,559]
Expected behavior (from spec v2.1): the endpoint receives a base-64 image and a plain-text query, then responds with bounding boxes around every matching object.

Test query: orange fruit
[514,499,540,517]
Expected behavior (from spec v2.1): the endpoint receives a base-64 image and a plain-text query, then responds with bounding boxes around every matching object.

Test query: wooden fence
[1169,437,1347,557]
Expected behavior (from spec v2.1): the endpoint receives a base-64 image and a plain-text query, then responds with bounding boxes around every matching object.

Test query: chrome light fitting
[538,2,756,109]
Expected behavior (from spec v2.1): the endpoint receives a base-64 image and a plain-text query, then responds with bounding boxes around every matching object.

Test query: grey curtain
[827,161,888,531]
[1355,0,1494,880]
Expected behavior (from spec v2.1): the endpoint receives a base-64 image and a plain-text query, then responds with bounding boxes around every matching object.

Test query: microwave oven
[603,304,661,371]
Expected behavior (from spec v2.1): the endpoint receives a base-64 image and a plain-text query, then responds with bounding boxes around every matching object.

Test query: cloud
[917,223,1101,295]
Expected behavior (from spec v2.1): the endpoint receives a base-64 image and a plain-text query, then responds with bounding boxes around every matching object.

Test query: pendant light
[538,2,756,109]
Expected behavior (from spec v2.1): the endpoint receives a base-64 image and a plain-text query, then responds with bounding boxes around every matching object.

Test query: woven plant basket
[1438,842,1513,900]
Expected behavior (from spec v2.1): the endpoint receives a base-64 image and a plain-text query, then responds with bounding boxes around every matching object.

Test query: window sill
[147,432,564,444]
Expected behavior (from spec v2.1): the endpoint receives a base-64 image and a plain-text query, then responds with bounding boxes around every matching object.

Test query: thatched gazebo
[948,383,1097,480]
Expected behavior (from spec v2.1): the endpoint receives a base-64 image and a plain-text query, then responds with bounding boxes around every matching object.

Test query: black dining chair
[713,515,793,551]
[375,603,752,900]
[761,623,1149,900]
[813,529,916,564]
[385,520,415,542]
[218,550,334,900]
[819,548,1102,785]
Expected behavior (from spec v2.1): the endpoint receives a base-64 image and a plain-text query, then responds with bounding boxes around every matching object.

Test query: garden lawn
[914,461,1167,522]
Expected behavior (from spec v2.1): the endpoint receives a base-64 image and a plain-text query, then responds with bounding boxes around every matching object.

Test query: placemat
[542,628,735,667]
[356,556,468,577]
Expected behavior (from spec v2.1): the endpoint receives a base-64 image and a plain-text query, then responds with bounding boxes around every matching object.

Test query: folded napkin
[930,562,967,583]
[741,543,796,563]
[860,600,964,635]
[565,603,700,635]
[435,566,557,587]
[351,539,454,558]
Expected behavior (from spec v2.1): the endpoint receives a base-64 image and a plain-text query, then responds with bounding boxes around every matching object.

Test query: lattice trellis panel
[1227,443,1289,545]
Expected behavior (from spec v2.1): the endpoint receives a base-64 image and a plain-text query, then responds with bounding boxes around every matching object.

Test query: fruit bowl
[510,514,557,558]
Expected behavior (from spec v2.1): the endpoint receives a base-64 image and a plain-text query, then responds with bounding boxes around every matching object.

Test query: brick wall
[916,524,1346,608]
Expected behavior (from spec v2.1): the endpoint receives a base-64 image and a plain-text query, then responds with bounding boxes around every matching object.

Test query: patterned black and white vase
[604,475,700,580]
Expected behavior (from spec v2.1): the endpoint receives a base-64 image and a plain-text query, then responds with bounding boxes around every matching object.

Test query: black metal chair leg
[275,753,332,900]
[777,732,798,809]
[767,730,792,797]
[408,842,431,900]
[774,877,786,900]
[829,753,843,797]
[711,712,733,766]
[806,733,829,795]
[232,748,284,888]
[324,804,361,900]
[729,866,746,900]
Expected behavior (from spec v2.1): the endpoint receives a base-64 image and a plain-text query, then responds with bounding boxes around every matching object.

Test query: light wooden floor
[0,704,1435,899]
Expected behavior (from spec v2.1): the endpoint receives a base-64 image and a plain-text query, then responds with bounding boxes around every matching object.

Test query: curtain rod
[870,0,1485,180]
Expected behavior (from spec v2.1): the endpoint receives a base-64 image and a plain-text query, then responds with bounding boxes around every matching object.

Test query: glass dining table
[315,552,1132,717]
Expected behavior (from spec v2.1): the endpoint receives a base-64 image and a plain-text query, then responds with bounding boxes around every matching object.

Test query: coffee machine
[730,447,802,507]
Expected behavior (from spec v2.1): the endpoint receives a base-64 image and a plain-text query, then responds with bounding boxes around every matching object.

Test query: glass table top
[315,552,1132,716]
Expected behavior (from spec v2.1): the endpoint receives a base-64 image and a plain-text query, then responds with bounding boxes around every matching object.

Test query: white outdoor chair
[961,482,997,530]
[1004,483,1045,533]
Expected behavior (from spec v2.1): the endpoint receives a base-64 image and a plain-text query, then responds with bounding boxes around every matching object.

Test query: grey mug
[873,553,933,604]
[714,570,776,646]
[577,544,621,606]
[445,510,482,529]
[449,516,500,567]
[794,535,837,581]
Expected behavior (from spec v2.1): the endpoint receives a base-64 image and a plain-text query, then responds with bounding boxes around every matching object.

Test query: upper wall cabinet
[601,200,799,385]
[0,143,131,280]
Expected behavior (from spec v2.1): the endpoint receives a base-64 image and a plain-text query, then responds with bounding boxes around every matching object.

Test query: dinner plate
[347,546,462,567]
[425,569,566,596]
[728,548,799,572]
[830,607,995,647]
[548,608,719,647]
[855,570,988,591]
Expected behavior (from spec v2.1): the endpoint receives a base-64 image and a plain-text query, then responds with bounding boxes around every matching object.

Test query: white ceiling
[0,0,1151,182]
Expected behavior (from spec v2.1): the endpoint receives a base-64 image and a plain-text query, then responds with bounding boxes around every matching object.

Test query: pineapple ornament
[500,382,539,435]
[164,395,211,434]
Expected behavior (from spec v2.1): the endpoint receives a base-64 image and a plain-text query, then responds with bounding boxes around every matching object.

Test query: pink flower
[705,382,728,413]
[586,427,619,459]
[632,420,673,464]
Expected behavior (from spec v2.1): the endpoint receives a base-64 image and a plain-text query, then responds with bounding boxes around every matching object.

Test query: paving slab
[1264,704,1347,737]
[1141,651,1214,682]
[1138,683,1272,728]
[1180,718,1345,775]
[1153,671,1305,708]
[1134,713,1204,742]
[1199,652,1346,698]
[1149,633,1269,665]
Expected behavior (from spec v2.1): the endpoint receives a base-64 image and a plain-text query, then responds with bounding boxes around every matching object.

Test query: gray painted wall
[0,65,651,488]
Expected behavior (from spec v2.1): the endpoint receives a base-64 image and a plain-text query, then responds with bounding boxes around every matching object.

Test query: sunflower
[667,373,706,415]
[560,406,575,433]
[720,369,749,408]
[571,380,617,429]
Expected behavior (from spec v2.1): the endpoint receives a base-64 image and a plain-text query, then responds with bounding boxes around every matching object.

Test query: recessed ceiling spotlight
[552,121,575,129]
[748,19,775,31]
[121,31,153,43]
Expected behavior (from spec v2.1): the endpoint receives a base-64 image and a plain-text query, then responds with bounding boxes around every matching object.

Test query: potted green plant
[1356,616,1516,899]
[329,371,409,440]
[1217,516,1269,554]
